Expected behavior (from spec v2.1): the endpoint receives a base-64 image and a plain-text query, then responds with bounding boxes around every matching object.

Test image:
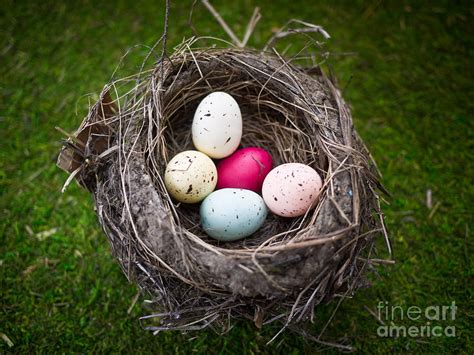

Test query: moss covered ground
[1,0,472,353]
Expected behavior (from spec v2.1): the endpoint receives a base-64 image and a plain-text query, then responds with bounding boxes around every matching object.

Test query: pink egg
[262,163,323,217]
[216,147,273,192]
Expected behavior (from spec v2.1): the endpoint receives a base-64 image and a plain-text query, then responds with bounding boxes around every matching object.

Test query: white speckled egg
[200,189,268,241]
[192,92,242,159]
[262,163,323,217]
[164,150,217,203]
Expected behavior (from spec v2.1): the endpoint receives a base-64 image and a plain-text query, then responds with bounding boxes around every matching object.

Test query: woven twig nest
[58,32,390,342]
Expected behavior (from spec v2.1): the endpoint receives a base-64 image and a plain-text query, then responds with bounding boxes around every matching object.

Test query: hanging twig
[162,0,170,58]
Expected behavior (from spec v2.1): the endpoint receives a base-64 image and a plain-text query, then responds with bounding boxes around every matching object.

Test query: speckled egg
[216,147,273,192]
[200,188,268,241]
[192,92,242,159]
[164,150,217,203]
[262,163,323,217]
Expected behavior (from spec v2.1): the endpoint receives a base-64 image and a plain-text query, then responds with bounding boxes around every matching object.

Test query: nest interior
[58,39,388,333]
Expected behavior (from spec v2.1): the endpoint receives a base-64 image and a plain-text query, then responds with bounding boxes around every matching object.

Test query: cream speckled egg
[262,163,323,217]
[164,150,217,203]
[192,92,242,159]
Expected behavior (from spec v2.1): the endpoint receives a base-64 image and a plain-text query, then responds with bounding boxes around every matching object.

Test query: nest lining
[59,38,389,337]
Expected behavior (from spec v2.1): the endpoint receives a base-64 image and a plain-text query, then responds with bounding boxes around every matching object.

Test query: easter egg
[200,188,268,241]
[164,150,217,203]
[262,163,323,217]
[216,147,272,192]
[192,91,242,159]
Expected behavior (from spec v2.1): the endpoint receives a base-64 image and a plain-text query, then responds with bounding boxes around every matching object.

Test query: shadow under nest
[58,43,389,340]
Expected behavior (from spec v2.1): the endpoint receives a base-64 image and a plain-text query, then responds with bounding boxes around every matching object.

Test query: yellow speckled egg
[164,150,217,203]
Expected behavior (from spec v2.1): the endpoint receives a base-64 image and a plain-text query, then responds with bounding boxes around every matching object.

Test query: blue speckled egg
[200,188,268,241]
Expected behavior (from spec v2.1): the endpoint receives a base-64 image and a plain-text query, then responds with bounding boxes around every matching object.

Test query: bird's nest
[57,16,391,348]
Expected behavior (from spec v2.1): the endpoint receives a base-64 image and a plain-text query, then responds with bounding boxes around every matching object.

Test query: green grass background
[1,0,473,353]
